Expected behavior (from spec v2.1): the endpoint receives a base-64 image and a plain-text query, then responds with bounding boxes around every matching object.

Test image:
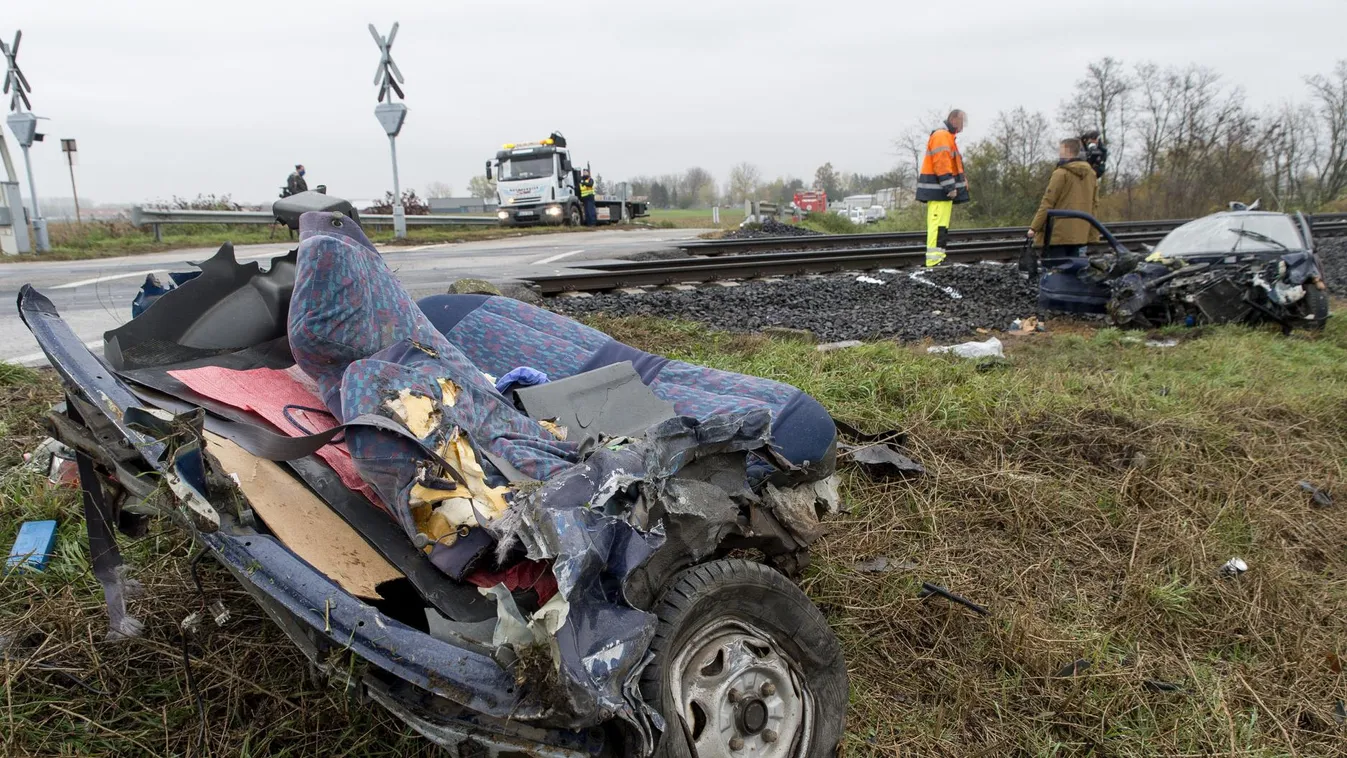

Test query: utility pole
[369,22,408,239]
[61,138,79,223]
[2,30,47,252]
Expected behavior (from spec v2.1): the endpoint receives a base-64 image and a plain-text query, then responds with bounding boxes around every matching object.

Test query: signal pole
[369,22,408,239]
[3,30,48,252]
[61,138,79,223]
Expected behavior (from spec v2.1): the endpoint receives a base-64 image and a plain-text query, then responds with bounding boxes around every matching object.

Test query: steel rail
[529,214,1347,294]
[681,212,1347,255]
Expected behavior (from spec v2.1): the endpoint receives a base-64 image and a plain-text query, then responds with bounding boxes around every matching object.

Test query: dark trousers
[1042,244,1086,258]
[583,197,597,226]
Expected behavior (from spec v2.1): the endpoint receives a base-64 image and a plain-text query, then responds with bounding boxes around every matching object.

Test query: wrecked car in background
[1034,205,1330,331]
[18,191,863,757]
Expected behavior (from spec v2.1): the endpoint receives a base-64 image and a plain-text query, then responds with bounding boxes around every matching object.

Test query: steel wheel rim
[667,618,812,757]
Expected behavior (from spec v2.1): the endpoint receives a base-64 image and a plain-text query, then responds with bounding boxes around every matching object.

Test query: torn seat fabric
[286,212,581,577]
[419,294,838,477]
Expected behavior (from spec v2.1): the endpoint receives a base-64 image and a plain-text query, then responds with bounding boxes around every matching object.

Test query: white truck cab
[486,132,647,227]
[488,134,584,226]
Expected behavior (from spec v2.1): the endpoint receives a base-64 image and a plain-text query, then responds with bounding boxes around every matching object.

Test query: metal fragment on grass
[1219,557,1249,578]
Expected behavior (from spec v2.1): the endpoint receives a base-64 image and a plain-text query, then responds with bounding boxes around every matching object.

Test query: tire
[567,205,582,227]
[1303,287,1330,331]
[640,559,847,758]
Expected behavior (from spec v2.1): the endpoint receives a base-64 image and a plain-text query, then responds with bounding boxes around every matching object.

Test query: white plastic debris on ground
[817,340,864,352]
[855,275,886,285]
[908,271,963,300]
[927,336,1004,359]
[1145,338,1179,348]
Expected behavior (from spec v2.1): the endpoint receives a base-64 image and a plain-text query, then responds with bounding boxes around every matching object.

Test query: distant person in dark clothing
[283,165,308,198]
[579,169,597,226]
[1080,130,1108,179]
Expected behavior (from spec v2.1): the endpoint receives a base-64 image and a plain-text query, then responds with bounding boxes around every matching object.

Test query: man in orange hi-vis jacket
[916,110,970,266]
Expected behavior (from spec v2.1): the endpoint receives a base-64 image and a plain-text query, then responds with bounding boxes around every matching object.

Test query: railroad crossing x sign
[1,30,32,112]
[369,23,404,103]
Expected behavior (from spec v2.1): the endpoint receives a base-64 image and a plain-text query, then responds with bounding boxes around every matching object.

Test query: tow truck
[486,132,648,227]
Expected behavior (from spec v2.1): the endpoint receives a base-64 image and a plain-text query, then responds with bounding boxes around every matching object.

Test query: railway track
[526,213,1347,295]
[678,212,1347,256]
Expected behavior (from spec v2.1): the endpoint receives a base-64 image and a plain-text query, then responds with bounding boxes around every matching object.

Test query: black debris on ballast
[547,263,1040,344]
[1315,237,1347,298]
[720,218,824,240]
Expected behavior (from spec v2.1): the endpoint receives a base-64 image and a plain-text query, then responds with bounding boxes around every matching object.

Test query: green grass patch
[3,315,1346,756]
[642,207,746,229]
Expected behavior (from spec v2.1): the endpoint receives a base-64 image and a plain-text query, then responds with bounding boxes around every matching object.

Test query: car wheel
[640,559,847,758]
[1303,287,1330,331]
[568,205,582,227]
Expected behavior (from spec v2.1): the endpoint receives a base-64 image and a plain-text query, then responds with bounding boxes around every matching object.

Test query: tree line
[620,58,1347,225]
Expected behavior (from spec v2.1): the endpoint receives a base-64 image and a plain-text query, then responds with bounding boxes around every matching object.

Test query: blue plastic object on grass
[6,520,58,572]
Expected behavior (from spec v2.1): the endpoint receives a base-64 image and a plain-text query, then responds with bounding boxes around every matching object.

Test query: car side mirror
[485,161,493,181]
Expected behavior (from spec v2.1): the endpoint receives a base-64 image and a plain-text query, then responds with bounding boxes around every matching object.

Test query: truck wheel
[640,559,847,758]
[567,205,582,227]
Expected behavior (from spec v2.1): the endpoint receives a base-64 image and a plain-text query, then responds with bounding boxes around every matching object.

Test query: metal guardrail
[129,205,499,241]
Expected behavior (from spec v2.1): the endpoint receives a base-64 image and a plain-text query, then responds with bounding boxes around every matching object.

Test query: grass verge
[642,207,745,229]
[3,317,1346,756]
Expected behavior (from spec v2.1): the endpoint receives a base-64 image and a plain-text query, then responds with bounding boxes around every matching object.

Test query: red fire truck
[792,190,828,214]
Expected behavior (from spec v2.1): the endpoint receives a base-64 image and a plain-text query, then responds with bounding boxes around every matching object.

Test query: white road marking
[51,270,166,290]
[533,249,585,265]
[10,339,103,366]
[380,243,446,253]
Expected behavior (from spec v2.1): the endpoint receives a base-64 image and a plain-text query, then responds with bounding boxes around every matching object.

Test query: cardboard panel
[204,432,402,598]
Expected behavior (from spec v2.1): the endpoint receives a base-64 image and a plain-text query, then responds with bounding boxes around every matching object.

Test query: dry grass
[3,315,1347,756]
[593,316,1347,757]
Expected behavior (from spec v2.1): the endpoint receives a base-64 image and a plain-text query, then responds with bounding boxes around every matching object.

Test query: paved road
[1,228,702,365]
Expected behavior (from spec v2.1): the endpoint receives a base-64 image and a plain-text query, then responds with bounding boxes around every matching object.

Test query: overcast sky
[3,0,1343,205]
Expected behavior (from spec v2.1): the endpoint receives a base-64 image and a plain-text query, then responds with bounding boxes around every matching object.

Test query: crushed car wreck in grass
[15,191,891,756]
[1035,205,1331,331]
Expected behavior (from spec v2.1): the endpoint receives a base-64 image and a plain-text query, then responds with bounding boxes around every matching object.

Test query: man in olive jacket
[1027,138,1099,256]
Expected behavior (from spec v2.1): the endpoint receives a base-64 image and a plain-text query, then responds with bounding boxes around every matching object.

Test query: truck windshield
[499,155,555,181]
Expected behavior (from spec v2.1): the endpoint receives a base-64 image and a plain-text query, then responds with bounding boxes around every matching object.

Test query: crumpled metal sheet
[843,443,926,479]
[487,410,789,744]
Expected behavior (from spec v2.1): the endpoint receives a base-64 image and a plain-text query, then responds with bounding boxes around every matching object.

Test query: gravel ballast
[1315,237,1347,297]
[549,237,1347,343]
[720,218,823,240]
[549,263,1039,344]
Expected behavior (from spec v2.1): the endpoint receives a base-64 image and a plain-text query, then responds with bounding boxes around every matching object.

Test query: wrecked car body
[17,191,859,757]
[1035,208,1330,331]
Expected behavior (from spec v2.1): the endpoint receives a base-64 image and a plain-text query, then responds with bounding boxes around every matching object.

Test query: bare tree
[813,162,841,198]
[1305,60,1347,206]
[959,109,1057,224]
[467,175,496,199]
[679,167,717,208]
[727,162,763,203]
[1262,103,1317,209]
[893,109,948,178]
[425,181,455,198]
[1133,61,1181,181]
[992,108,1054,173]
[1059,57,1132,186]
[1126,63,1266,216]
